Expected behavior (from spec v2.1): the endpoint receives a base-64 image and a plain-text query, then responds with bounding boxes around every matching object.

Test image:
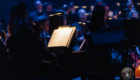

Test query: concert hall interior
[0,0,140,80]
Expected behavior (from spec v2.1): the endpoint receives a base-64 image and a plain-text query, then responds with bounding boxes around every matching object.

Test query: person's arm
[36,40,57,63]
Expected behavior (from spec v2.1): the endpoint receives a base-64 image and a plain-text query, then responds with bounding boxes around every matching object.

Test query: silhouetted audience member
[29,0,44,22]
[90,5,106,32]
[7,1,60,79]
[89,5,109,55]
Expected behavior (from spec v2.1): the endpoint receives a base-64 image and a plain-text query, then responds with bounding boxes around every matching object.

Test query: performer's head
[34,0,43,12]
[78,9,87,22]
[10,1,27,20]
[38,17,49,33]
[44,2,53,16]
[96,0,103,6]
[9,1,27,36]
[130,12,139,19]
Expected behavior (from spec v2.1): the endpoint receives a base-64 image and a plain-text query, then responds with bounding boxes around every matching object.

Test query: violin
[135,60,140,78]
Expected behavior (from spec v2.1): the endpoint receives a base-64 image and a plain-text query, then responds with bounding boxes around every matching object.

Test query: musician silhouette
[7,1,62,79]
[90,5,106,32]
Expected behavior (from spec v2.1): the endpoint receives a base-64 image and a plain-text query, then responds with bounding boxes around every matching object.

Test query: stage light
[85,13,89,16]
[0,36,1,39]
[63,4,67,7]
[82,23,86,25]
[49,14,54,16]
[82,6,87,9]
[74,6,79,9]
[108,11,114,17]
[116,2,120,6]
[108,17,113,20]
[56,13,62,15]
[137,3,140,5]
[78,22,82,24]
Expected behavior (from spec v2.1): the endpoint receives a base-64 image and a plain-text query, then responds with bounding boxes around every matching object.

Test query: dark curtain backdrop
[0,0,138,24]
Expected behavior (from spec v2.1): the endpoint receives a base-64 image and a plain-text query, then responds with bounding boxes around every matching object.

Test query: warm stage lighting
[85,13,89,16]
[116,2,120,6]
[137,3,140,5]
[82,6,87,9]
[82,23,86,25]
[49,14,54,16]
[78,22,82,24]
[108,17,113,20]
[74,6,79,9]
[56,13,62,15]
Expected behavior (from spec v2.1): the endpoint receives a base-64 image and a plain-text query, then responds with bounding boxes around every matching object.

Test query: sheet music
[48,28,73,47]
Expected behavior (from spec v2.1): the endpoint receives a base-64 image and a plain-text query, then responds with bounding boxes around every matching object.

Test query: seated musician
[29,0,44,22]
[128,10,139,19]
[39,2,53,18]
[89,5,110,56]
[37,16,50,47]
[71,9,90,51]
[7,1,63,79]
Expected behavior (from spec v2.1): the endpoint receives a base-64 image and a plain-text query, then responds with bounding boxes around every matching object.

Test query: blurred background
[0,0,139,24]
